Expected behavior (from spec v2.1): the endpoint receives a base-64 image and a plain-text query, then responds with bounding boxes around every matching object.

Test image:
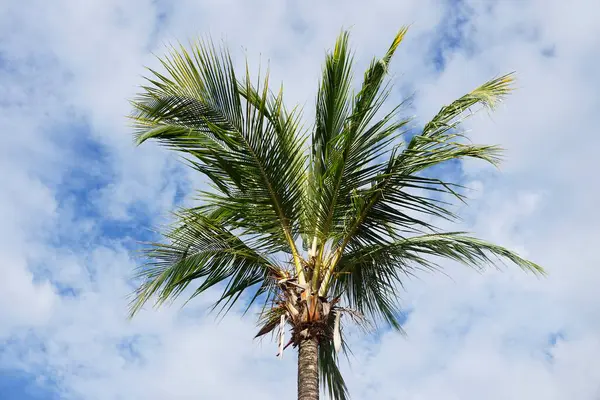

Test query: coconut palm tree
[128,27,543,400]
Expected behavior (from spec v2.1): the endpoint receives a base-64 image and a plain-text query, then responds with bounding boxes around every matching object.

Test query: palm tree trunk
[298,337,319,400]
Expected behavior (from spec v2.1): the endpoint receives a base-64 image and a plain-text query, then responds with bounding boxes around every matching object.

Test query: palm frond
[388,232,544,273]
[319,339,349,400]
[319,75,516,294]
[332,232,543,329]
[395,74,516,176]
[128,209,279,317]
[311,30,354,178]
[306,29,410,285]
[332,248,408,332]
[305,30,354,257]
[319,305,355,400]
[330,231,543,331]
[422,73,514,139]
[131,39,306,277]
[255,304,287,339]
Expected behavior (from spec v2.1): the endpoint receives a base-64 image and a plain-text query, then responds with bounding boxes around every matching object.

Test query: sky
[1,0,599,399]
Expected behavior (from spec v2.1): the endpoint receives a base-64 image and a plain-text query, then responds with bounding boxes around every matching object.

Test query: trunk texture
[298,338,319,400]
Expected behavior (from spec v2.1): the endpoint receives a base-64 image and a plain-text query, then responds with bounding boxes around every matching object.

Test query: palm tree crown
[129,27,543,400]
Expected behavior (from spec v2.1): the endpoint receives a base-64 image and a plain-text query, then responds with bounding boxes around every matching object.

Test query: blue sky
[1,0,599,399]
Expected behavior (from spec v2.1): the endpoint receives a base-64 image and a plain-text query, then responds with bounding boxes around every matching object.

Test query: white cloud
[1,0,599,399]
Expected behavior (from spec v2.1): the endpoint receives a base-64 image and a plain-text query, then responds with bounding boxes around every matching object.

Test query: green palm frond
[311,30,354,178]
[396,75,516,175]
[318,306,354,400]
[421,74,514,139]
[332,247,409,331]
[318,74,517,294]
[306,28,410,283]
[305,30,354,253]
[392,232,543,273]
[129,209,280,317]
[319,338,349,400]
[131,39,307,278]
[332,232,543,330]
[342,232,544,274]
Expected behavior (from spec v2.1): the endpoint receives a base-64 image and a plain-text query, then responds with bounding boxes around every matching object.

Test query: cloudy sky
[1,0,599,399]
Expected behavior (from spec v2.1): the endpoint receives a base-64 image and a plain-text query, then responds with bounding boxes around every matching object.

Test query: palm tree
[128,27,543,400]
